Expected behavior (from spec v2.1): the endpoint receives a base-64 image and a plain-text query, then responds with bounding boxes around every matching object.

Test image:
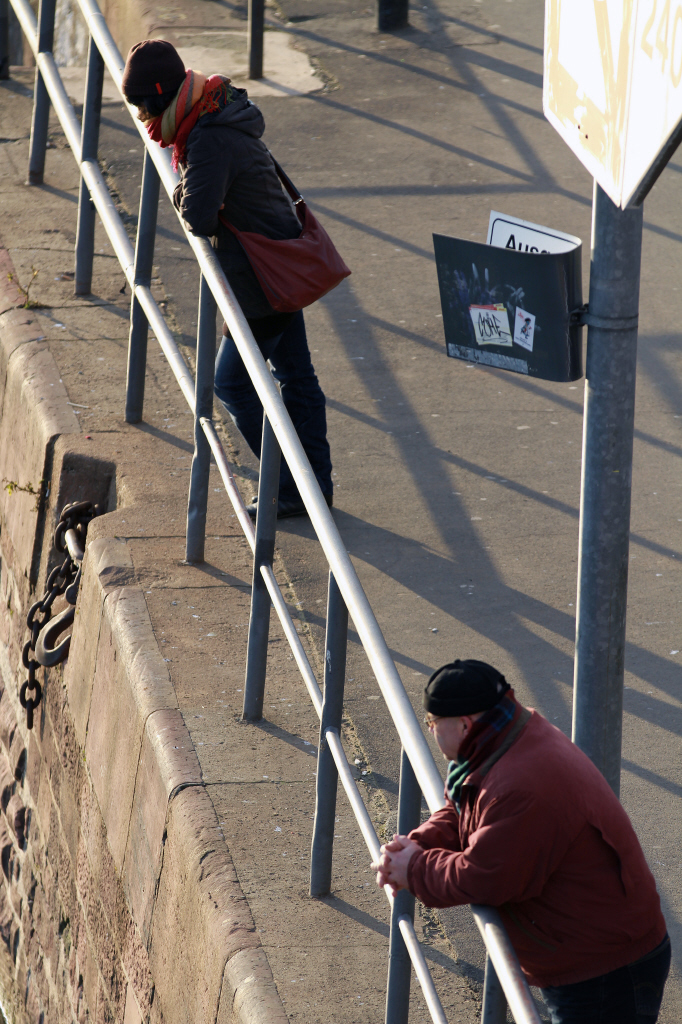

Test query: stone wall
[0,249,287,1024]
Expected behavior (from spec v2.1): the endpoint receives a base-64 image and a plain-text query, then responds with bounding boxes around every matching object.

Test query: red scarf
[146,71,230,170]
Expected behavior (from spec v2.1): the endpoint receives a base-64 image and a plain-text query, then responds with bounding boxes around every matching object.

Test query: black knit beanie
[121,40,185,100]
[424,659,510,717]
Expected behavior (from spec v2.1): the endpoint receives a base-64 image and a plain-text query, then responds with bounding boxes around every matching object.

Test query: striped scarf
[146,71,234,170]
[446,693,517,812]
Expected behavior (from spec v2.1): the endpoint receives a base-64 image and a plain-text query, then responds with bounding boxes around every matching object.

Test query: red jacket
[407,708,666,987]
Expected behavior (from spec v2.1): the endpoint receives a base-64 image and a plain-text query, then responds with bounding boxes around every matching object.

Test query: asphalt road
[94,0,682,1013]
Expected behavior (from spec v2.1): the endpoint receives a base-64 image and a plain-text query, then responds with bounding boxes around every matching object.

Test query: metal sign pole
[572,182,643,796]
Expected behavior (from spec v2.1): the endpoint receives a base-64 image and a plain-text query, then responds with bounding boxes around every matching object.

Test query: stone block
[123,983,144,1024]
[6,793,25,845]
[0,306,45,412]
[85,586,176,871]
[0,249,25,316]
[33,440,117,610]
[0,754,14,811]
[0,882,12,949]
[149,786,260,1024]
[9,729,25,781]
[82,941,100,1024]
[219,947,289,1024]
[59,780,80,871]
[122,708,201,946]
[65,537,133,749]
[36,760,53,844]
[0,818,13,881]
[121,919,153,1019]
[0,691,17,755]
[0,341,78,585]
[25,733,40,802]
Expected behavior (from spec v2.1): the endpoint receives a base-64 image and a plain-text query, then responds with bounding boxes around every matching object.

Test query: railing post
[242,414,280,720]
[310,571,348,896]
[385,749,422,1024]
[125,148,160,423]
[27,0,56,185]
[186,275,216,562]
[482,953,508,1024]
[0,0,10,80]
[247,0,264,79]
[74,36,105,295]
[378,0,408,31]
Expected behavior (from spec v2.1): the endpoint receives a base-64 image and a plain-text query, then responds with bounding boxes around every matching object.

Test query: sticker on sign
[544,0,682,209]
[487,211,581,255]
[469,304,513,347]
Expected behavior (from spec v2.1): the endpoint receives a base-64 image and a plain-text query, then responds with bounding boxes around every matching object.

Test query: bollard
[125,149,160,423]
[384,749,422,1024]
[310,571,348,896]
[572,182,643,796]
[378,0,408,32]
[186,275,217,563]
[74,36,105,295]
[27,0,56,185]
[0,0,10,80]
[242,414,281,720]
[248,0,264,79]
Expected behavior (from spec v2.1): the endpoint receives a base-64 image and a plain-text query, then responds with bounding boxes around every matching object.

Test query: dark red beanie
[121,40,185,99]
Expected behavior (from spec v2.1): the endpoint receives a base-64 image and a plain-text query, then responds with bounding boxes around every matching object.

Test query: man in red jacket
[372,660,670,1024]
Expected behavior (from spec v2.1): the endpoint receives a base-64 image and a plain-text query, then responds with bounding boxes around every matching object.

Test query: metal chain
[20,501,101,729]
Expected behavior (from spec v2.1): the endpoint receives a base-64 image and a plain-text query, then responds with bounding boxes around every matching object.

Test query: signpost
[544,0,682,793]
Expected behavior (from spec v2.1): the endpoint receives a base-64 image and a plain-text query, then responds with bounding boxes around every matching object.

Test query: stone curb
[0,243,289,1024]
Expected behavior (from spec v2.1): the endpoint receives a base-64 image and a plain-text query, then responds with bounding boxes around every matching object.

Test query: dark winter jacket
[407,705,666,988]
[172,83,301,320]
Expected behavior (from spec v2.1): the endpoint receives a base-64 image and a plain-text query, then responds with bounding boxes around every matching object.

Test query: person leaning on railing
[371,660,670,1024]
[121,40,334,519]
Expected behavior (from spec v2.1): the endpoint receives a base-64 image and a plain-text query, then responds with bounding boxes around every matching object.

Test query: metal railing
[0,3,542,1021]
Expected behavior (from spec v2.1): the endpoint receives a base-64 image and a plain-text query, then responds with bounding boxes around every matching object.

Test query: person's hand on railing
[371,834,421,896]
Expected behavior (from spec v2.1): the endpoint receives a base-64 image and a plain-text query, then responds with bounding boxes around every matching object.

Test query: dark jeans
[541,936,671,1024]
[214,310,333,503]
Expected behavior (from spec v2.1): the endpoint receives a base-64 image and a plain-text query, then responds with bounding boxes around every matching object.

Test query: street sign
[434,232,583,381]
[487,210,581,254]
[544,0,682,208]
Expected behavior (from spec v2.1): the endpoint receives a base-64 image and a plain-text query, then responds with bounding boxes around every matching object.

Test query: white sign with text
[487,211,581,255]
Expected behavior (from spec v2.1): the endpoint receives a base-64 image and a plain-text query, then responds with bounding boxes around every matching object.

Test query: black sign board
[433,233,583,382]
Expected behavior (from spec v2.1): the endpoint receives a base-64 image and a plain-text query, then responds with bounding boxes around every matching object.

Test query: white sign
[487,210,581,254]
[513,307,536,352]
[544,0,682,209]
[469,304,513,347]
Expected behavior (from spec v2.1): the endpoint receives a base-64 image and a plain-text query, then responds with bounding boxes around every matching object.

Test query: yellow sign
[544,0,682,207]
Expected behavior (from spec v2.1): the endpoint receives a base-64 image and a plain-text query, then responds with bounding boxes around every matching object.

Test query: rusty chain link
[20,501,101,729]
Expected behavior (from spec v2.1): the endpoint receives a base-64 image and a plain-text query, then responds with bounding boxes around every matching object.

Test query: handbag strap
[270,154,304,207]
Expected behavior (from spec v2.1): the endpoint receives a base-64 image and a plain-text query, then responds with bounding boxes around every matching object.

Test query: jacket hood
[200,85,264,138]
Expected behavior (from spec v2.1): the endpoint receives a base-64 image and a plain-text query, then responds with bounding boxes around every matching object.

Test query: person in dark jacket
[371,660,670,1024]
[121,39,333,518]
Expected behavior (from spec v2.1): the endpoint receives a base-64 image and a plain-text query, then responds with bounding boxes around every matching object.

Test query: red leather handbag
[219,158,351,313]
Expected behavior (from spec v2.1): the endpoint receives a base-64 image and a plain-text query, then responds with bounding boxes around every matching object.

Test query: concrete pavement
[1,0,681,1018]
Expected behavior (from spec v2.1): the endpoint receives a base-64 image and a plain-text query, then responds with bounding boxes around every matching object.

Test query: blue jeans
[214,310,333,503]
[541,936,671,1024]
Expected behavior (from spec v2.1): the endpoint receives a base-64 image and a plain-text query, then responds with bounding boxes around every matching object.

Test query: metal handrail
[3,2,542,1020]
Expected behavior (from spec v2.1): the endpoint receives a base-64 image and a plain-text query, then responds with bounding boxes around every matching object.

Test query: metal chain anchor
[20,501,101,729]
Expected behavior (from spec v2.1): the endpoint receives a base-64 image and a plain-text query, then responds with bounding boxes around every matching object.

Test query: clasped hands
[371,834,421,896]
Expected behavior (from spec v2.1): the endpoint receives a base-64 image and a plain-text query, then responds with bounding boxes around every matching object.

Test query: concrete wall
[0,253,287,1023]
